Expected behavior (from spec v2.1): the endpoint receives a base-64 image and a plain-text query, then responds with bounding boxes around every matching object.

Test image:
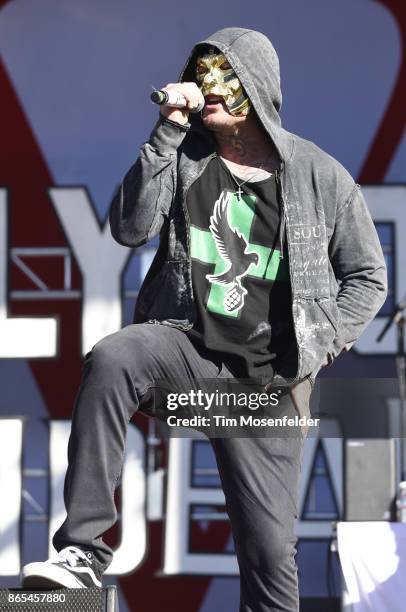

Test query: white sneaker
[21,546,102,589]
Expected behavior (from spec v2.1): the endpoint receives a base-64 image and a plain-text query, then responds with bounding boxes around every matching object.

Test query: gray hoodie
[110,27,387,381]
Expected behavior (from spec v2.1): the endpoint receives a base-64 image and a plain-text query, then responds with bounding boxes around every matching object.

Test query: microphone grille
[150,90,166,105]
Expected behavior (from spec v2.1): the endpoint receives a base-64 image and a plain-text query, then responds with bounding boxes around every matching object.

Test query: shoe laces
[57,546,92,568]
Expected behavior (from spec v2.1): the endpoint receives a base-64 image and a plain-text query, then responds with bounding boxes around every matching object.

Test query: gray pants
[53,323,308,612]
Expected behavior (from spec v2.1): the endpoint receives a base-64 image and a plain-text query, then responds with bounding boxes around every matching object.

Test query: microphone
[150,89,204,113]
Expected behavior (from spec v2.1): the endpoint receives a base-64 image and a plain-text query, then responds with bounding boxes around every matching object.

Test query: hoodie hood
[180,27,293,162]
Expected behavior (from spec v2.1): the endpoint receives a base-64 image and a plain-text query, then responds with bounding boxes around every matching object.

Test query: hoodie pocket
[316,298,339,333]
[294,297,339,379]
[315,298,344,368]
[290,377,312,437]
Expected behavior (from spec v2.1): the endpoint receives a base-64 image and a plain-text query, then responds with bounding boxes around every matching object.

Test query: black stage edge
[300,597,340,611]
[0,587,118,611]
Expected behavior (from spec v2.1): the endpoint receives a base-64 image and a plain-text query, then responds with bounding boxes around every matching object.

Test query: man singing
[22,28,386,611]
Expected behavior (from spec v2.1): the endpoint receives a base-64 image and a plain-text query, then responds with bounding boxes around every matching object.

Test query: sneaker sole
[22,563,89,589]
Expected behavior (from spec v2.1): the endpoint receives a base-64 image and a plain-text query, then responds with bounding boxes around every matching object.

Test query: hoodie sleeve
[109,115,190,248]
[328,183,388,358]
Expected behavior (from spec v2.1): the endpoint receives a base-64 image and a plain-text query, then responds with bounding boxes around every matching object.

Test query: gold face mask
[195,52,250,116]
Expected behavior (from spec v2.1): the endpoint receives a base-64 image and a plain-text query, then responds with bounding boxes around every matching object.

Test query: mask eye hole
[196,63,208,75]
[219,60,231,70]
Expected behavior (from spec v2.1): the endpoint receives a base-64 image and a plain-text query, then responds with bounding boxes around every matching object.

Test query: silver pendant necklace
[220,158,272,201]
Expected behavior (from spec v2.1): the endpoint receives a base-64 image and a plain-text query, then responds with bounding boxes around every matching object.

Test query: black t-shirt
[186,156,297,382]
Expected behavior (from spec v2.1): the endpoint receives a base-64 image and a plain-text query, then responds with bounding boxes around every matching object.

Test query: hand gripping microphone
[150,89,204,113]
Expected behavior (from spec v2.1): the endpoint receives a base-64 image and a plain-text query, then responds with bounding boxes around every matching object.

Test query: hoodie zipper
[276,162,301,382]
[183,152,217,260]
[150,152,217,332]
[146,152,217,331]
[275,166,286,260]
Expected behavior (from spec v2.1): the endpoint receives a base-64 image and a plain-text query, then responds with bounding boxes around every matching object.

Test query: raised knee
[90,332,123,371]
[87,325,156,379]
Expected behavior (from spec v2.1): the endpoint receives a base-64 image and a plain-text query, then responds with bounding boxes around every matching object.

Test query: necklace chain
[220,157,272,201]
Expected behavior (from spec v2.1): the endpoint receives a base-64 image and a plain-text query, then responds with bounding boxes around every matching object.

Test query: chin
[201,109,241,132]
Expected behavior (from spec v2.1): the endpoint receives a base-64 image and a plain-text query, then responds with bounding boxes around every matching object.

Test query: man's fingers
[187,97,203,111]
[162,82,203,107]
